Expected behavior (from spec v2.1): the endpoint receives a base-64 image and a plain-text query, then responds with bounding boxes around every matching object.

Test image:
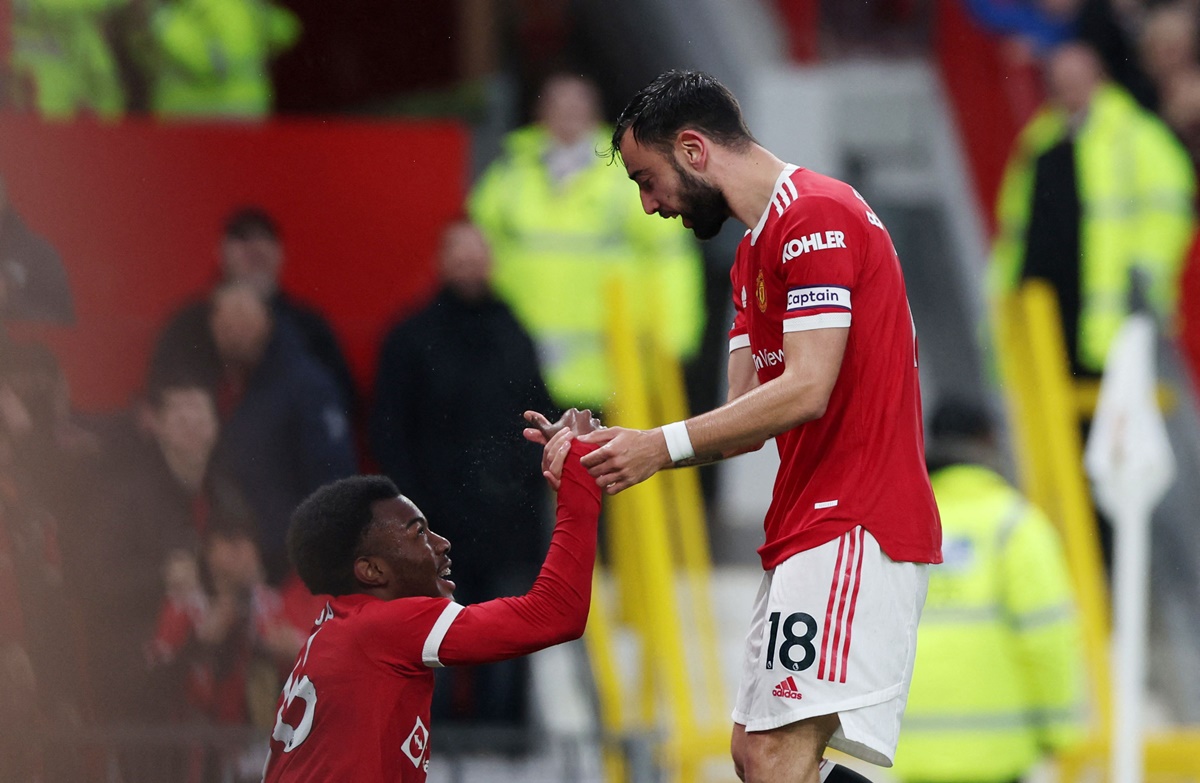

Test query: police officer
[148,0,299,118]
[990,42,1194,377]
[11,0,127,118]
[469,73,706,413]
[891,399,1088,783]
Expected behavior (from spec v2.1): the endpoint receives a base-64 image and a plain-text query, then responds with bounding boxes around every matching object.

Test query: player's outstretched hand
[526,409,604,491]
[577,426,670,495]
[522,408,602,444]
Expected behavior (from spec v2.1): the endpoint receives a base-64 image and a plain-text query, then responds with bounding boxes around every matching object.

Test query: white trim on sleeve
[783,312,852,333]
[729,333,751,352]
[422,601,465,668]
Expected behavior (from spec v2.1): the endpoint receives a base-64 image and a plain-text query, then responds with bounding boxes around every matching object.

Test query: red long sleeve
[437,441,601,665]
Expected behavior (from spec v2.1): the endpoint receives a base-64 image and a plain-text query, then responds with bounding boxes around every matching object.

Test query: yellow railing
[583,277,731,782]
[993,280,1200,781]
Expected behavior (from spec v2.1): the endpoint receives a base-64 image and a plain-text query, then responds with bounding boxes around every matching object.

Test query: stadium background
[3,1,1200,781]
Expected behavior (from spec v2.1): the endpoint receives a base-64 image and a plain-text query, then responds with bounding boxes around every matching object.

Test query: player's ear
[353,556,388,588]
[676,130,708,171]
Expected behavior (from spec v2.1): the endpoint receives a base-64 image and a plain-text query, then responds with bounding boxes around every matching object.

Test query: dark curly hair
[287,475,400,596]
[610,70,754,160]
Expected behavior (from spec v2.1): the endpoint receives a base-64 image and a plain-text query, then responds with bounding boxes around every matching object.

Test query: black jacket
[209,323,358,583]
[370,289,555,584]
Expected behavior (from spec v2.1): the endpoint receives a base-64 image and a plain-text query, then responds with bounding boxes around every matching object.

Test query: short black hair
[224,206,279,241]
[610,70,754,160]
[288,475,400,596]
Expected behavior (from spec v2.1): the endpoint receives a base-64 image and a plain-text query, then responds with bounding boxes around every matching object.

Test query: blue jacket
[210,321,357,582]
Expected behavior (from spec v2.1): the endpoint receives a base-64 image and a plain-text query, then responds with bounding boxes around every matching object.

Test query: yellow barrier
[1017,282,1113,737]
[583,277,730,782]
[992,289,1055,514]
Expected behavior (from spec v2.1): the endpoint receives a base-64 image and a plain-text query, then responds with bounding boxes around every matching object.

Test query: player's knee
[737,719,830,783]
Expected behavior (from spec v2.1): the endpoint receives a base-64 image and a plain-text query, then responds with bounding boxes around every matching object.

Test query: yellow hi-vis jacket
[990,83,1195,373]
[149,0,299,118]
[891,464,1087,783]
[469,126,706,411]
[11,0,127,118]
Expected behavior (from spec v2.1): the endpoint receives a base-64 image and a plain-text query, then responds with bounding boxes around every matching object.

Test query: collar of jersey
[750,164,799,246]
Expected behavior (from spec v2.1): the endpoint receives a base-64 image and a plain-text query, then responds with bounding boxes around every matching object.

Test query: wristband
[661,420,695,462]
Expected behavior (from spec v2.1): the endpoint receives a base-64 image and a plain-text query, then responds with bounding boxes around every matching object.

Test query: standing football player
[538,70,943,783]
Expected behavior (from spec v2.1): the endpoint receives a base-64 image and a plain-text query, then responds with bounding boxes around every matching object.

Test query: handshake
[522,408,603,490]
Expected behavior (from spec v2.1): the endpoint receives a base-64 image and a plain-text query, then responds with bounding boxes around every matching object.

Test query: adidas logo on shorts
[772,676,803,700]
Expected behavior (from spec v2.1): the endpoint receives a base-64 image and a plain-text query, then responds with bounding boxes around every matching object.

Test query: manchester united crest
[756,270,767,313]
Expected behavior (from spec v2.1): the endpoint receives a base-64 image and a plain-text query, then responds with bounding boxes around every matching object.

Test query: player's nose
[639,190,658,216]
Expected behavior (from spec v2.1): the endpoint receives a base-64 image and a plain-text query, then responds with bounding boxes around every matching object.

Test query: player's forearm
[438,447,600,665]
[684,368,828,460]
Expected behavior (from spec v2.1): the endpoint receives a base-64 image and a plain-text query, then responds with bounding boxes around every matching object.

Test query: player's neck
[718,144,788,229]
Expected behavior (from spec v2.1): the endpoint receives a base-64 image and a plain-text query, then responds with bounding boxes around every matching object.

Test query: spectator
[1138,3,1198,98]
[0,340,88,781]
[204,283,356,584]
[469,73,706,412]
[0,173,74,324]
[79,377,253,727]
[990,42,1195,378]
[151,206,358,415]
[1163,66,1200,163]
[146,0,300,119]
[370,220,555,732]
[148,521,306,781]
[891,400,1087,783]
[9,0,126,118]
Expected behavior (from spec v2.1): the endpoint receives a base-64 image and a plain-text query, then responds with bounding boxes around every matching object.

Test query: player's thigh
[739,712,840,783]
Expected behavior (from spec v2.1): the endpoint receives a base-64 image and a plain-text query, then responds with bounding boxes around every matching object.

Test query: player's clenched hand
[577,426,671,494]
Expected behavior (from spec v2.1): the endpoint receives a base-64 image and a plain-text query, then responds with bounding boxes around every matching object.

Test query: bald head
[438,221,493,302]
[536,74,602,147]
[210,283,272,368]
[1047,43,1105,116]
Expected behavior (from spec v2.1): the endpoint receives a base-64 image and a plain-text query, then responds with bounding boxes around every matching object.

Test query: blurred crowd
[3,0,300,119]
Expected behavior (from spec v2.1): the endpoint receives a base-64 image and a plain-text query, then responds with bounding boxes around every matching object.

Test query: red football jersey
[262,444,601,782]
[729,166,941,569]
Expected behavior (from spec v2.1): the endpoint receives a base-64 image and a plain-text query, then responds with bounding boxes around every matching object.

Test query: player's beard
[671,158,731,240]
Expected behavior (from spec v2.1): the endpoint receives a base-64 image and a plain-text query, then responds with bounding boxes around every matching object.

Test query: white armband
[661,421,695,463]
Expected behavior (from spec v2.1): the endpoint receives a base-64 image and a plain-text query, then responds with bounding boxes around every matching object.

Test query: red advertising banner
[0,115,468,411]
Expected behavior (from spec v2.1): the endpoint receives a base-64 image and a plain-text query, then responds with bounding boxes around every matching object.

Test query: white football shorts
[732,526,929,767]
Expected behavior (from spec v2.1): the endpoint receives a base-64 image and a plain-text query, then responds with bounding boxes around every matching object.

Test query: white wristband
[661,421,695,463]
